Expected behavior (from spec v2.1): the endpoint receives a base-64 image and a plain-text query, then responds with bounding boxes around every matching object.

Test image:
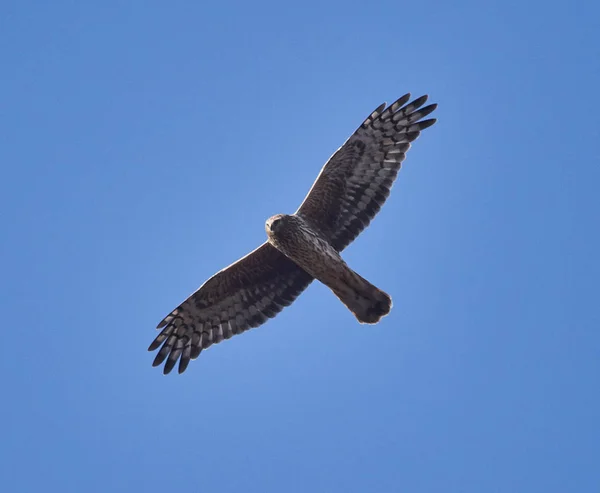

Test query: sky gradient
[1,1,599,492]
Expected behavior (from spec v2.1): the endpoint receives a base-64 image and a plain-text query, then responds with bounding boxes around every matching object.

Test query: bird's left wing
[149,242,313,374]
[296,93,437,251]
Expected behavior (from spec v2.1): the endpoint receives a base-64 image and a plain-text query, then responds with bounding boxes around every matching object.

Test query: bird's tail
[330,269,392,324]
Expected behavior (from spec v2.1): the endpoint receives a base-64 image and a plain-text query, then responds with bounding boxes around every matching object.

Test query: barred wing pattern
[149,243,313,374]
[297,94,437,251]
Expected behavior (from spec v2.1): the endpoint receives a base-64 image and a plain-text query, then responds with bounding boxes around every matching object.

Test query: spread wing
[296,93,437,251]
[149,243,313,374]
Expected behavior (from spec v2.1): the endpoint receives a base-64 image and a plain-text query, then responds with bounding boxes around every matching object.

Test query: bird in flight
[149,93,437,374]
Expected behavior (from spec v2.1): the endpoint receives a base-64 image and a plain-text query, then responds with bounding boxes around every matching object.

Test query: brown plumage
[149,93,437,374]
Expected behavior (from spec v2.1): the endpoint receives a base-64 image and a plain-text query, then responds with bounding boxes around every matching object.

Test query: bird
[149,93,437,374]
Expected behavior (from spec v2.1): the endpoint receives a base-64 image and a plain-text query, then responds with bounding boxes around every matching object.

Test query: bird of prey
[149,93,437,374]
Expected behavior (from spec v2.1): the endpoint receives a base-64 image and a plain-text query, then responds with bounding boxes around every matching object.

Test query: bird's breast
[268,218,345,281]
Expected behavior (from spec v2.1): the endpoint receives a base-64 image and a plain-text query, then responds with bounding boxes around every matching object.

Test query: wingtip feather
[413,94,429,106]
[148,339,162,352]
[418,118,437,130]
[178,359,190,374]
[393,93,411,108]
[163,358,177,375]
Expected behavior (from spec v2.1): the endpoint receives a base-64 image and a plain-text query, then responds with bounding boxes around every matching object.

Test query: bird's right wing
[296,94,437,251]
[149,242,313,374]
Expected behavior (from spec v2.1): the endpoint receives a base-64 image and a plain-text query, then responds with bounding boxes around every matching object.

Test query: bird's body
[266,214,342,284]
[149,92,438,374]
[266,214,391,324]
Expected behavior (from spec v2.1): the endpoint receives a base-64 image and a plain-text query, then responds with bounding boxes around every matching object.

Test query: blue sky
[1,1,599,491]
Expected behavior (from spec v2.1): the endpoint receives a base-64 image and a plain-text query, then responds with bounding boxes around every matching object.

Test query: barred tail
[330,269,392,324]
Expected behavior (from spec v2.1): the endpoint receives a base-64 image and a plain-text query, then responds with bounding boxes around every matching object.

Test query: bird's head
[265,214,286,238]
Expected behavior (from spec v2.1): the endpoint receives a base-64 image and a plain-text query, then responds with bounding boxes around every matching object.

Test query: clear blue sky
[1,1,599,492]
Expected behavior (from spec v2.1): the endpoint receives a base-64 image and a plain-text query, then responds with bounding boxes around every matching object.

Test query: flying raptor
[149,93,437,374]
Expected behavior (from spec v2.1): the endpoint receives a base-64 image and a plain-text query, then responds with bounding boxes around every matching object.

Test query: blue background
[2,1,599,491]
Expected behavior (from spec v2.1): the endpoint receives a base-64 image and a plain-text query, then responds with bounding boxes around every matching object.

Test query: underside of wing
[149,243,313,374]
[296,93,437,251]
